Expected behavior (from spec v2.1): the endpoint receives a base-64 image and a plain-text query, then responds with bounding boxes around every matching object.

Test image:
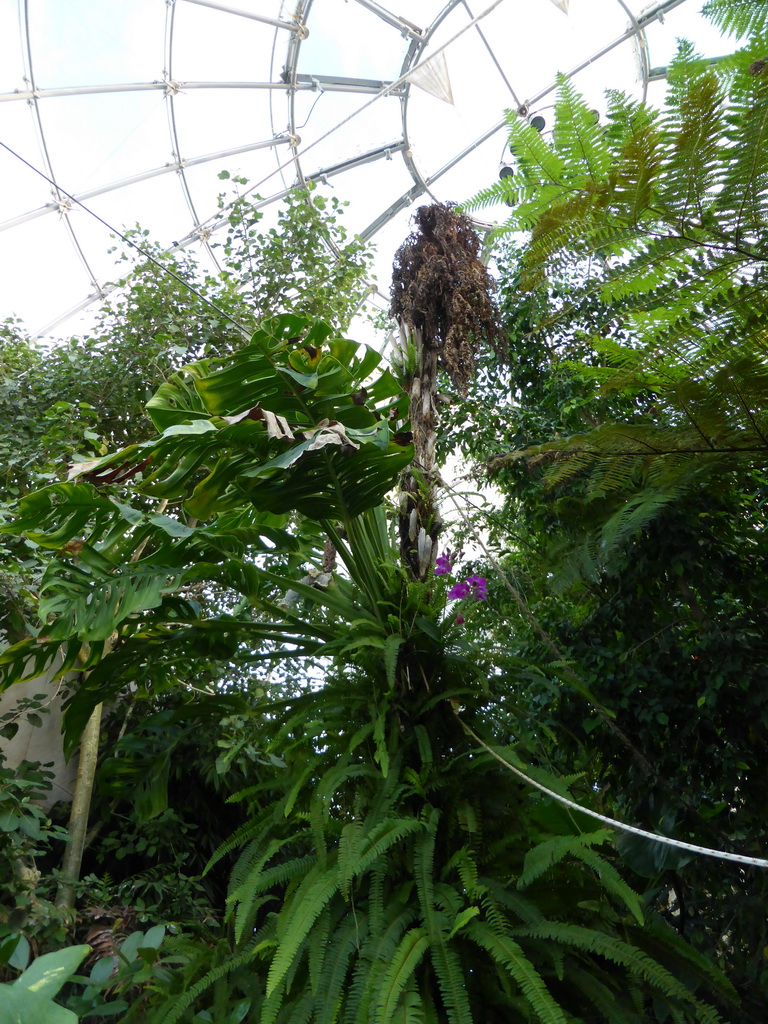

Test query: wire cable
[191,0,511,236]
[0,138,251,338]
[455,713,768,869]
[439,483,768,868]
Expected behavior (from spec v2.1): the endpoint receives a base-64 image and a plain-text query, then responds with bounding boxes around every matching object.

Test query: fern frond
[337,820,365,900]
[575,847,645,925]
[427,937,472,1024]
[154,945,259,1024]
[315,914,368,1024]
[516,830,613,889]
[373,927,429,1024]
[229,853,315,931]
[265,869,341,1002]
[567,966,639,1023]
[512,923,724,1023]
[464,920,567,1024]
[703,0,768,37]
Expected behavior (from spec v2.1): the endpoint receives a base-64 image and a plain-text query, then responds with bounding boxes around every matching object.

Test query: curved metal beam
[178,0,309,35]
[0,137,294,233]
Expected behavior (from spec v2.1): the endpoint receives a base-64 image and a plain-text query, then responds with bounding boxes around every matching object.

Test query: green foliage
[0,751,72,960]
[466,38,768,553]
[0,187,376,651]
[0,943,90,1023]
[702,0,768,38]
[215,179,374,332]
[1,291,735,1022]
[141,677,732,1024]
[455,14,768,1018]
[0,313,411,739]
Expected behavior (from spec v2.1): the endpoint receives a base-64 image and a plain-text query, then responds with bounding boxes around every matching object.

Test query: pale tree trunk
[56,702,103,910]
[397,323,441,581]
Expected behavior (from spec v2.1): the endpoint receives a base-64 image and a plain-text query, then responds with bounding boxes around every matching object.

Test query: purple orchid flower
[447,574,489,604]
[434,549,457,576]
[466,575,489,601]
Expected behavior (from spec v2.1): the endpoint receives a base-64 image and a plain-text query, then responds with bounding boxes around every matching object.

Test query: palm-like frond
[469,34,768,555]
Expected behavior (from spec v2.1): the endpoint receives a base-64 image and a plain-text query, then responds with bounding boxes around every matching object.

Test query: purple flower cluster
[447,575,489,601]
[434,549,457,576]
[434,551,488,624]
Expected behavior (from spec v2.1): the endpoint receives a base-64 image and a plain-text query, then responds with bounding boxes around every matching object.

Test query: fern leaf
[315,914,367,1024]
[264,869,340,1002]
[464,920,567,1024]
[373,927,429,1024]
[703,0,768,37]
[516,830,613,889]
[576,847,645,925]
[512,923,724,1022]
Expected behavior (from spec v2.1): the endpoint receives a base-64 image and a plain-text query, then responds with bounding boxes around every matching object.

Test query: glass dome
[0,0,723,336]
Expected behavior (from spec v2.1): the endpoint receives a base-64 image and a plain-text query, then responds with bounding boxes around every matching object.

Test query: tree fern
[703,0,768,38]
[468,26,768,561]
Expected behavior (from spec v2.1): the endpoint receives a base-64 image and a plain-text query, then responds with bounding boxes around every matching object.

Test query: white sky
[0,0,734,340]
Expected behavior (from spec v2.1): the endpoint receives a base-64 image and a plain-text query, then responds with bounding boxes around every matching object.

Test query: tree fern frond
[703,0,768,38]
[551,74,614,183]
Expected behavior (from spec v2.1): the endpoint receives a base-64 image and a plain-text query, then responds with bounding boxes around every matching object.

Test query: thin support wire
[441,483,767,868]
[20,0,102,296]
[455,714,768,869]
[0,139,251,338]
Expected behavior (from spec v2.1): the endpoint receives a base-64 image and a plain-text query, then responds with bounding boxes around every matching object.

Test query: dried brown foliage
[390,203,505,396]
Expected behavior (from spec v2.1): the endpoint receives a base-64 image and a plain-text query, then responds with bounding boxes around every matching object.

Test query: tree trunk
[56,702,102,910]
[397,324,440,581]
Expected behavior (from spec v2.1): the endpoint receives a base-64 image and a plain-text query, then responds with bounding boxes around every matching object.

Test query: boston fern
[466,15,768,552]
[152,660,734,1024]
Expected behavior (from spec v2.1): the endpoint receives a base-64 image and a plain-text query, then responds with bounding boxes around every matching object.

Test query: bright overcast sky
[0,0,734,339]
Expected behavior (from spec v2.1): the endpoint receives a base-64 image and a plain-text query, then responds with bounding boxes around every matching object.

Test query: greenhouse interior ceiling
[0,0,728,337]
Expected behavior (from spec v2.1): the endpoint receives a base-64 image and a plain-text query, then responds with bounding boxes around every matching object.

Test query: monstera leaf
[68,314,411,521]
[0,314,411,698]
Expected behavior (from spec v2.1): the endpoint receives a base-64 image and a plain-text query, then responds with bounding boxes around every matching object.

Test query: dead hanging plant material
[390,203,505,396]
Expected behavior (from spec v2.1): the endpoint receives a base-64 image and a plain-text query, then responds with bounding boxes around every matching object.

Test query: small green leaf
[141,925,166,950]
[89,957,116,985]
[449,906,481,938]
[415,616,441,641]
[12,944,90,999]
[6,936,30,971]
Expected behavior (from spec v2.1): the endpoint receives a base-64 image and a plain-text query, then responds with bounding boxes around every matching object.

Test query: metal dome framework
[0,0,710,335]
